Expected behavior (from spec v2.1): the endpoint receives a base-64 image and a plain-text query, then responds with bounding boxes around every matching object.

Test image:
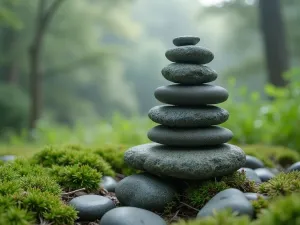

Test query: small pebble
[173,36,200,46]
[244,192,268,201]
[254,168,275,182]
[100,207,167,225]
[100,176,118,192]
[0,155,16,162]
[69,195,115,221]
[286,161,300,172]
[238,168,262,184]
[244,155,264,169]
[197,188,254,218]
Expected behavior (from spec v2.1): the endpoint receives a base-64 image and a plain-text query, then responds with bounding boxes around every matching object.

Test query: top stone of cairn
[173,36,200,46]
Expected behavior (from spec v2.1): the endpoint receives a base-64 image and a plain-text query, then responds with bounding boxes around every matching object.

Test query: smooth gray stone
[197,188,254,218]
[0,155,16,162]
[69,195,115,221]
[173,36,200,46]
[147,125,233,147]
[238,168,262,184]
[154,84,229,106]
[254,168,275,182]
[286,161,300,172]
[162,63,217,85]
[100,207,167,225]
[115,173,177,211]
[166,46,214,64]
[148,105,229,128]
[244,193,268,201]
[100,176,118,192]
[124,143,246,180]
[244,155,264,169]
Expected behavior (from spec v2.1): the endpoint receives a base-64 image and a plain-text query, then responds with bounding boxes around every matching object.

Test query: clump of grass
[0,207,35,225]
[50,164,101,192]
[251,196,269,216]
[259,171,300,197]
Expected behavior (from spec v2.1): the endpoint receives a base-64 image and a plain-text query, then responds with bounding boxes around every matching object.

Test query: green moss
[93,144,137,175]
[50,164,101,192]
[242,145,300,168]
[251,197,269,216]
[186,172,256,209]
[0,207,34,225]
[186,181,229,209]
[259,171,300,198]
[173,209,251,225]
[19,175,62,196]
[0,181,22,196]
[16,190,77,225]
[254,193,300,225]
[33,145,115,176]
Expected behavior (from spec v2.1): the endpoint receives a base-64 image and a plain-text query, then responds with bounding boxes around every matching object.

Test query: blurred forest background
[1,0,300,152]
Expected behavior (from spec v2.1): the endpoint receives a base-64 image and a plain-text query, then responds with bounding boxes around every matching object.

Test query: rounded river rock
[244,155,265,169]
[124,143,246,180]
[115,173,177,211]
[69,195,115,221]
[155,84,229,105]
[161,63,217,85]
[197,188,254,218]
[147,125,233,147]
[173,36,200,46]
[100,207,167,225]
[148,105,229,128]
[165,46,214,64]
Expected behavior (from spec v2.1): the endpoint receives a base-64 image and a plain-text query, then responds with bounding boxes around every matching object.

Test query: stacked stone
[124,36,246,180]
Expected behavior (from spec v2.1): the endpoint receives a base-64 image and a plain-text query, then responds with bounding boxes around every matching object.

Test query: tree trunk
[258,0,290,87]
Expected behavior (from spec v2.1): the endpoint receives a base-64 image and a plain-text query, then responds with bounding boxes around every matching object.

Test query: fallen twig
[179,202,199,212]
[62,188,86,196]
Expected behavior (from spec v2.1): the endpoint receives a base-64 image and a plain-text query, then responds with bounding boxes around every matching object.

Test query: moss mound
[259,171,300,198]
[242,145,300,168]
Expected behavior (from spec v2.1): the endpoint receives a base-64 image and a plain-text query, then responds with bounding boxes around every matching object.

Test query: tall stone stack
[124,36,246,180]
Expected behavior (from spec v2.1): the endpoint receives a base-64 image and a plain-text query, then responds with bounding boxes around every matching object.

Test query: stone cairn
[124,36,246,180]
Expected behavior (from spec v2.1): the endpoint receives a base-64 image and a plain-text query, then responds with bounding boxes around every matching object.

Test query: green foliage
[50,164,101,192]
[223,68,300,153]
[173,209,251,225]
[259,172,300,198]
[0,84,29,133]
[185,172,256,209]
[242,145,300,168]
[254,193,300,225]
[33,145,114,176]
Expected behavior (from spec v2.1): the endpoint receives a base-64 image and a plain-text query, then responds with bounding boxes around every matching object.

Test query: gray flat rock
[148,105,229,128]
[154,84,228,106]
[115,173,177,211]
[197,188,254,218]
[147,125,233,147]
[124,143,246,180]
[69,195,115,221]
[166,46,214,64]
[238,168,262,184]
[100,207,167,225]
[173,36,200,46]
[244,155,264,169]
[161,63,217,85]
